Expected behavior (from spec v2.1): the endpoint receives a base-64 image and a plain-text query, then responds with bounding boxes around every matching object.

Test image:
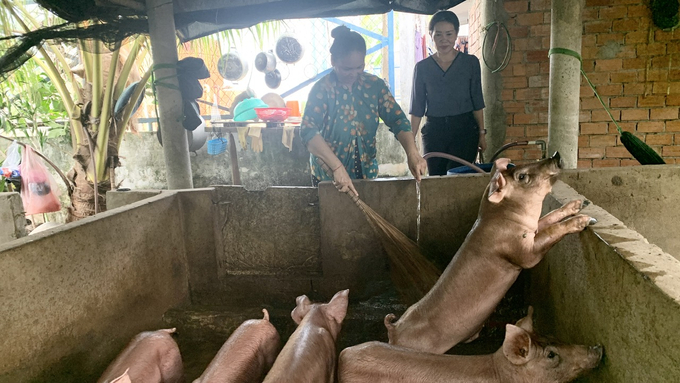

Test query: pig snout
[551,151,562,169]
[549,343,604,382]
[585,345,604,368]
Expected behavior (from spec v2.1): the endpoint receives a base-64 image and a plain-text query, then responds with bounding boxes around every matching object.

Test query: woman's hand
[478,130,487,151]
[407,151,428,182]
[332,165,359,197]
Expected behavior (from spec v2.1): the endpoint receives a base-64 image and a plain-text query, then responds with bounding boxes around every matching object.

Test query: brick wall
[470,0,680,167]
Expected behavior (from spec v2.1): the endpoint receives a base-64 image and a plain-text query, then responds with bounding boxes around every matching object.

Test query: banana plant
[1,0,282,220]
[0,0,151,220]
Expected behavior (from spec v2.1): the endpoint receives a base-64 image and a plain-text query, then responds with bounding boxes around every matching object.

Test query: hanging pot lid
[217,52,249,81]
[255,50,277,73]
[275,35,304,64]
[265,69,282,89]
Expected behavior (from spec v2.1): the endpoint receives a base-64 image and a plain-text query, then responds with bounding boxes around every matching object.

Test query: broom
[315,158,441,304]
[551,47,666,165]
[582,71,665,165]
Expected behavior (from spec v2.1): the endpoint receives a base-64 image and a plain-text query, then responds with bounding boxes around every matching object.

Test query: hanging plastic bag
[2,140,21,172]
[20,146,61,215]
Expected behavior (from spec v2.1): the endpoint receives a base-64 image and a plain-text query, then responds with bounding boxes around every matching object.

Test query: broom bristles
[353,197,441,304]
[314,157,440,303]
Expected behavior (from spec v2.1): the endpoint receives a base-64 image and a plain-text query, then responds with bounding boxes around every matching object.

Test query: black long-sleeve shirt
[409,53,485,118]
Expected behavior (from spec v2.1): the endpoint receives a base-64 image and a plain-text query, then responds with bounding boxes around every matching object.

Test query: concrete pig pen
[1,167,680,382]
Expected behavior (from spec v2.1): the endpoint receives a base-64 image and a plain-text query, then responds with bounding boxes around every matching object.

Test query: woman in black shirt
[410,10,486,175]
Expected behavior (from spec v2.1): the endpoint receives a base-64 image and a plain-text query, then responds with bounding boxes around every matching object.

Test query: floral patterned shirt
[300,71,411,182]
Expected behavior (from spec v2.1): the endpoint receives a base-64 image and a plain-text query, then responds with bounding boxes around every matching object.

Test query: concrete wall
[187,179,420,307]
[5,169,680,382]
[0,192,26,244]
[418,174,489,269]
[0,193,190,383]
[530,181,680,383]
[318,177,419,299]
[561,165,680,261]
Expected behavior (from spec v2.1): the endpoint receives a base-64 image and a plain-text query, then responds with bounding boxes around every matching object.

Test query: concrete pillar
[480,0,509,161]
[547,0,584,168]
[0,192,26,244]
[145,0,194,189]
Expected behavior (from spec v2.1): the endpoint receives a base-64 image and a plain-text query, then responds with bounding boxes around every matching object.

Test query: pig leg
[526,214,594,267]
[110,370,131,383]
[537,200,589,231]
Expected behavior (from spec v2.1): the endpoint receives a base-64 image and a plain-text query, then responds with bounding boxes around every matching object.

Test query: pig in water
[193,309,280,383]
[341,307,603,383]
[385,152,596,354]
[97,328,183,383]
[263,289,349,383]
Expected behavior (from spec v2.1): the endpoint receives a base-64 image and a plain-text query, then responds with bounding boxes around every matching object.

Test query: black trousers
[422,111,479,176]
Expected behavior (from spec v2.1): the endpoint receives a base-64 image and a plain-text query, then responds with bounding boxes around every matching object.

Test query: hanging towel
[249,126,263,152]
[422,33,428,59]
[237,126,249,150]
[282,125,295,152]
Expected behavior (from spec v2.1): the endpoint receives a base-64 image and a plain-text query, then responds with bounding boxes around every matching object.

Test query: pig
[109,370,131,383]
[193,309,280,383]
[385,152,596,353]
[97,328,184,383]
[263,289,349,383]
[340,307,603,383]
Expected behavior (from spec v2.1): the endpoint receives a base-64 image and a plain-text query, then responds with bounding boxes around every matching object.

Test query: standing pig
[193,309,280,383]
[97,328,184,383]
[386,152,596,353]
[263,289,349,383]
[341,307,603,383]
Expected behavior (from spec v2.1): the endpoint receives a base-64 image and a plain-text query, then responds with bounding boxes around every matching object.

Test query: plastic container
[254,107,291,122]
[285,100,301,117]
[233,97,268,121]
[207,137,228,155]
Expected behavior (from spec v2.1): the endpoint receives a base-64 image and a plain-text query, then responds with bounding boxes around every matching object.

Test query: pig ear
[291,295,312,324]
[491,157,511,173]
[515,306,535,334]
[503,324,533,365]
[487,163,509,203]
[326,289,350,324]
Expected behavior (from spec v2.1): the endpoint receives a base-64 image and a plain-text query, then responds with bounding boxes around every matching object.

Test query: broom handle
[314,157,361,204]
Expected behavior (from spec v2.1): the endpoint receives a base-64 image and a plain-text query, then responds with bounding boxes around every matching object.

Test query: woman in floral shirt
[300,25,427,197]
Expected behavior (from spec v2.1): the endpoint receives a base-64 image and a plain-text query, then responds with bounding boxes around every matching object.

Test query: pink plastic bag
[20,146,61,215]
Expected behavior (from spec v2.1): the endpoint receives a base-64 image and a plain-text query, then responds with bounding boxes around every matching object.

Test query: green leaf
[47,128,67,138]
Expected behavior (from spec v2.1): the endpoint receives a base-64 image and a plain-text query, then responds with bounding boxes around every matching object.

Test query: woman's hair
[428,10,460,33]
[329,25,366,59]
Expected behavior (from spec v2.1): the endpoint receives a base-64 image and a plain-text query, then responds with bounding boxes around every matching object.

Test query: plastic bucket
[207,137,228,155]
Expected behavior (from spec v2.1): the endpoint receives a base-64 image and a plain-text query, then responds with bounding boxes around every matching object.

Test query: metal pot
[275,34,304,64]
[217,52,249,81]
[254,50,277,73]
[265,69,282,89]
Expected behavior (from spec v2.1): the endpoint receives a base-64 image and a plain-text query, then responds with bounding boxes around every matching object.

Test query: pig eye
[517,173,530,183]
[547,351,557,359]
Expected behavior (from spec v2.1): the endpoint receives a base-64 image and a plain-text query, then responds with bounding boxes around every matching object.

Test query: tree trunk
[66,144,112,222]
